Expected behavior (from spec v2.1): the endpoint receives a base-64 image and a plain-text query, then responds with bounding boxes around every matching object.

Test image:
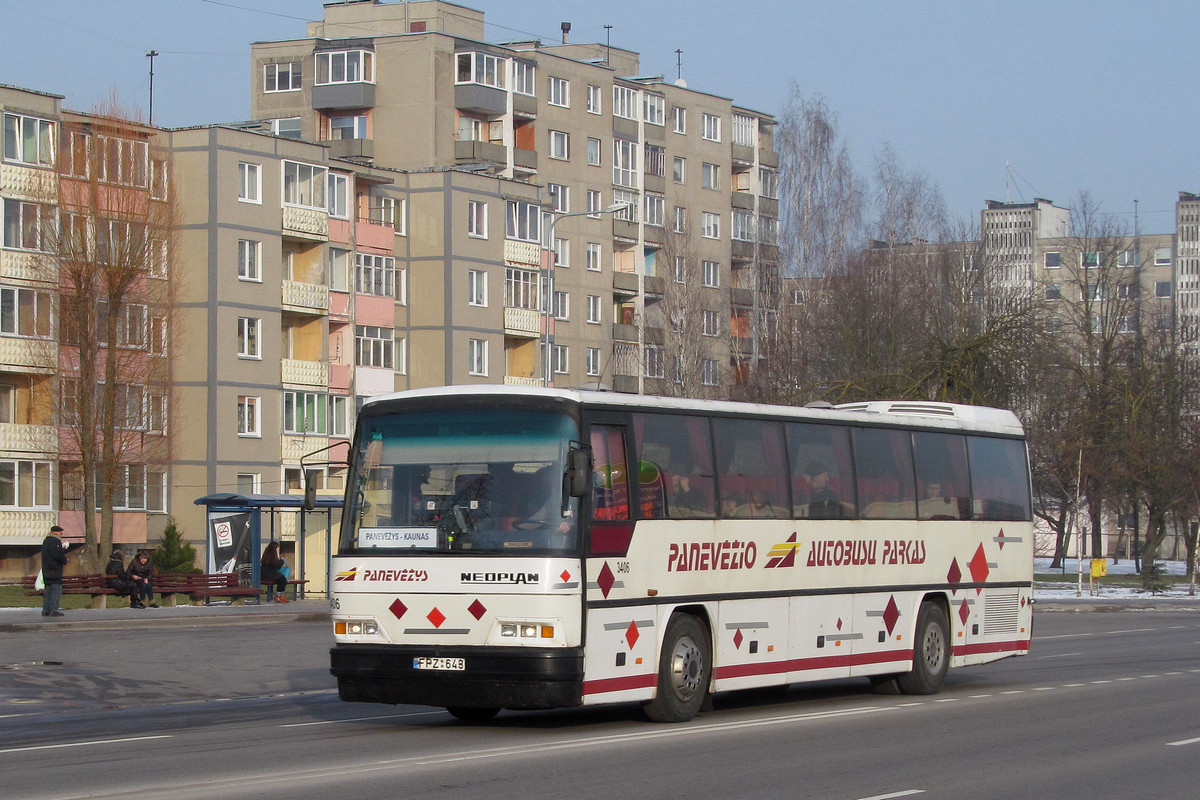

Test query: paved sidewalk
[0,597,330,633]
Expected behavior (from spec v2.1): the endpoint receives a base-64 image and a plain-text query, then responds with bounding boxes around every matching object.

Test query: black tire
[446,706,500,722]
[643,614,711,723]
[896,602,950,695]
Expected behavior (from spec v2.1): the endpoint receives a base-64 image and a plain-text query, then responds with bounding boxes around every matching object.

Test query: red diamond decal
[969,544,990,591]
[733,628,744,650]
[625,620,639,648]
[882,596,901,635]
[427,607,446,628]
[389,599,408,619]
[836,618,843,631]
[560,569,571,583]
[468,599,487,620]
[996,528,1008,550]
[947,558,962,587]
[597,562,615,598]
[959,599,970,626]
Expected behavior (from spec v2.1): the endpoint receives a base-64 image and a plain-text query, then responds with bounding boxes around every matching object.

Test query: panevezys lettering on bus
[667,539,758,572]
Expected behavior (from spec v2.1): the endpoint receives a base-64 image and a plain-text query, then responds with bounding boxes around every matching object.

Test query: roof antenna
[146,50,159,125]
[675,49,683,81]
[604,25,613,66]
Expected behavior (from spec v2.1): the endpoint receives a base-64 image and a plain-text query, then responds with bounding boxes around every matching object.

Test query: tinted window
[787,422,855,519]
[913,432,969,520]
[714,418,787,518]
[967,437,1031,521]
[632,413,715,519]
[853,428,916,519]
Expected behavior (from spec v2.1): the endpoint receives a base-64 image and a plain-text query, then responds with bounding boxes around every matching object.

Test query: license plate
[413,657,465,671]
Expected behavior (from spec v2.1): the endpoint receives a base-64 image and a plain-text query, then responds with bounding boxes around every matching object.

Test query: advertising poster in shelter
[207,511,253,578]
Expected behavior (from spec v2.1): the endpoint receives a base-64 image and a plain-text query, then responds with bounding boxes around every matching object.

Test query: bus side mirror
[304,473,317,511]
[567,446,593,498]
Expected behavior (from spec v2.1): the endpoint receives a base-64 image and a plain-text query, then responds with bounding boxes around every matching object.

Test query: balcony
[281,358,328,388]
[455,140,507,167]
[0,423,57,456]
[0,249,51,283]
[0,511,59,546]
[504,375,542,387]
[613,218,639,243]
[282,280,329,315]
[732,191,755,210]
[0,337,56,373]
[455,84,506,116]
[504,239,541,268]
[504,307,541,337]
[613,322,639,343]
[324,138,374,160]
[512,147,538,173]
[0,163,55,200]
[312,82,376,111]
[732,143,755,168]
[282,206,329,241]
[282,434,329,464]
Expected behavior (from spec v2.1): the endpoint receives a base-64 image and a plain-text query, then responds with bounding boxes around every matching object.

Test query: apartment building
[249,0,781,394]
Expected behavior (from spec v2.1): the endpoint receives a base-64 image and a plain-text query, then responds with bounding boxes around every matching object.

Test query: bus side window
[714,418,787,518]
[967,437,1031,521]
[590,425,630,521]
[633,412,715,519]
[913,432,969,520]
[787,422,855,519]
[853,427,916,519]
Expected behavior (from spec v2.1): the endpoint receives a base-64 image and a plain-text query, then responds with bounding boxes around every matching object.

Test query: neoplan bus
[329,387,1033,722]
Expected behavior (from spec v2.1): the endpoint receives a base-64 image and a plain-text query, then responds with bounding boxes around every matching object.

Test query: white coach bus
[329,387,1032,722]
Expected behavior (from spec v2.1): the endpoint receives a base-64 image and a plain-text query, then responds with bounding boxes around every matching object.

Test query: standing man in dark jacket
[40,525,69,617]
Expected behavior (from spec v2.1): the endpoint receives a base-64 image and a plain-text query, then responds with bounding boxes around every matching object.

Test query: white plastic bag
[34,570,44,591]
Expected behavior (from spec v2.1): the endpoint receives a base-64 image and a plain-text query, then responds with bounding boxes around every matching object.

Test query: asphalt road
[3,607,1200,800]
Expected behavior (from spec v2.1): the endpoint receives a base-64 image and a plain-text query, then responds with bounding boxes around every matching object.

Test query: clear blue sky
[1,0,1194,230]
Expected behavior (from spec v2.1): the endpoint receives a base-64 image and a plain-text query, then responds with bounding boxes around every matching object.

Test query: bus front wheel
[895,602,950,695]
[643,614,711,723]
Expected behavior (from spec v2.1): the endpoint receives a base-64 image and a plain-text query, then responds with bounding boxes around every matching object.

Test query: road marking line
[855,791,925,800]
[281,711,444,728]
[0,735,172,755]
[1033,687,1055,691]
[1037,652,1081,659]
[1090,680,1113,684]
[1167,736,1200,747]
[1063,683,1086,687]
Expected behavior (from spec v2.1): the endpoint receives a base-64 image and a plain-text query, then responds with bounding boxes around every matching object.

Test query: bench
[21,573,120,609]
[155,573,263,606]
[261,578,308,602]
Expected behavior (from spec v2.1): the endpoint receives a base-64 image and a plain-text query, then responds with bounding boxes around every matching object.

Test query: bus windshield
[341,407,580,555]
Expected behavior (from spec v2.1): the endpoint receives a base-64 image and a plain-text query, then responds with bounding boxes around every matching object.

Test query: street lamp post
[542,203,629,386]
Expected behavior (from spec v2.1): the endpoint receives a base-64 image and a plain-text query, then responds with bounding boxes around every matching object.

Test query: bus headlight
[335,619,379,636]
[496,621,557,641]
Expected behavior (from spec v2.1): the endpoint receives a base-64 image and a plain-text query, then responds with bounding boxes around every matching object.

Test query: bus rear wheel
[643,614,710,723]
[446,706,500,722]
[895,602,950,695]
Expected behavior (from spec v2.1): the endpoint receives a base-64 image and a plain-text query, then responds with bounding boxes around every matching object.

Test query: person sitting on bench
[105,549,144,608]
[261,541,290,603]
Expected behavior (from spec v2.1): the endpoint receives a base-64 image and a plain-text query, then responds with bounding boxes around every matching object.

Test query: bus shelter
[194,493,343,598]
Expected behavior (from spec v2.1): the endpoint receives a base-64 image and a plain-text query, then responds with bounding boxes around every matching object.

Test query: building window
[0,459,53,508]
[644,94,665,126]
[506,200,541,243]
[237,396,261,437]
[549,130,570,160]
[613,138,638,188]
[237,317,261,359]
[270,118,302,139]
[733,113,756,147]
[587,84,602,114]
[468,269,487,306]
[701,358,718,386]
[505,268,539,309]
[237,473,261,494]
[672,106,686,134]
[644,194,665,227]
[469,338,489,376]
[283,391,328,435]
[316,49,374,85]
[2,199,46,251]
[1156,281,1172,298]
[553,344,569,374]
[548,183,569,213]
[732,210,754,241]
[552,290,569,320]
[238,239,261,281]
[355,253,397,298]
[613,189,638,222]
[331,395,349,437]
[2,113,54,166]
[552,238,570,268]
[674,256,686,283]
[644,143,665,178]
[238,162,261,203]
[1044,285,1061,301]
[587,294,602,324]
[701,112,721,142]
[327,173,350,219]
[586,347,601,376]
[613,85,638,120]
[702,211,720,239]
[355,325,394,369]
[582,190,600,218]
[644,346,665,379]
[673,206,687,233]
[513,60,535,95]
[264,61,302,92]
[702,310,719,337]
[328,247,350,292]
[702,260,719,288]
[587,137,601,166]
[587,242,602,272]
[468,200,488,238]
[329,114,368,140]
[547,76,570,107]
[760,167,779,199]
[673,156,686,184]
[282,161,327,210]
[701,162,720,191]
[456,52,505,89]
[1155,247,1172,266]
[0,287,51,338]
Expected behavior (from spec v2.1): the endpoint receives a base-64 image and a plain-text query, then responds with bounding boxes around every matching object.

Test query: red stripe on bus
[715,649,913,680]
[953,639,1030,656]
[582,673,657,696]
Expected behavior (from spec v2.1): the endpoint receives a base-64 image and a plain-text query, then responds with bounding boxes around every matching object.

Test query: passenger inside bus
[666,457,710,518]
[803,460,845,519]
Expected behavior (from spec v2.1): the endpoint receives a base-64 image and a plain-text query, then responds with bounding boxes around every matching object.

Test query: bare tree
[41,103,177,572]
